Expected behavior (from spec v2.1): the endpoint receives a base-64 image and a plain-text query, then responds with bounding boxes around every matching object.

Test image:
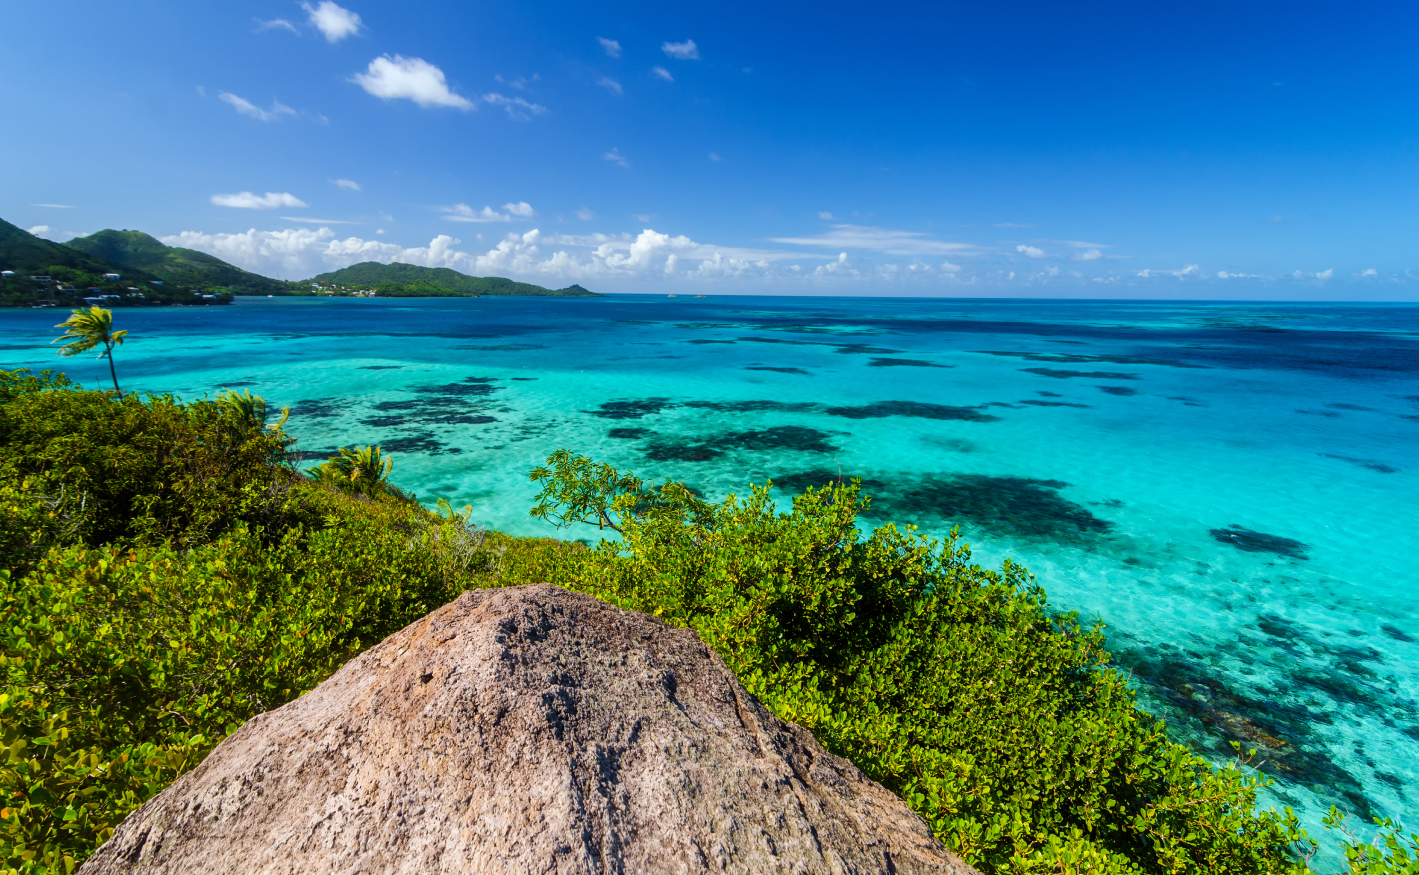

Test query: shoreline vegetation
[2,366,1415,874]
[0,217,595,308]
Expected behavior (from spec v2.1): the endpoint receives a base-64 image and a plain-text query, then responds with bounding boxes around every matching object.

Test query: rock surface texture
[82,584,978,875]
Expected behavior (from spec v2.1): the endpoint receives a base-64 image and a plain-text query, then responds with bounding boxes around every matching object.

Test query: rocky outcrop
[82,584,978,875]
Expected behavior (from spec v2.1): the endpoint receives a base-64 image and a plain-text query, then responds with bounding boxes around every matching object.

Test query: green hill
[0,217,226,307]
[308,261,597,297]
[0,217,162,283]
[65,229,294,295]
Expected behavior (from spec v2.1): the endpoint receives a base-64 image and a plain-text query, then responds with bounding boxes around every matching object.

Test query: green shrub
[527,450,1314,874]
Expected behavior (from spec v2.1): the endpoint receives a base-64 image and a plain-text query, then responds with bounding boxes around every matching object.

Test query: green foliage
[53,308,128,396]
[1324,810,1419,874]
[307,446,405,500]
[526,450,1316,875]
[0,369,486,873]
[214,387,289,432]
[306,261,598,296]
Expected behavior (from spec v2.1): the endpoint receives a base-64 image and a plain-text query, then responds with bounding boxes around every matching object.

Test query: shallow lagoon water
[4,295,1417,845]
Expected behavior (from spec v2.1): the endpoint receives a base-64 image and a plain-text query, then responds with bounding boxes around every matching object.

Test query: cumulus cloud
[218,92,296,122]
[482,92,548,119]
[604,148,630,167]
[596,76,623,95]
[1175,265,1200,277]
[1216,271,1262,279]
[504,201,536,218]
[331,178,361,191]
[352,55,473,109]
[1016,244,1047,259]
[770,225,975,256]
[1358,268,1378,277]
[256,18,299,33]
[211,191,307,210]
[1317,268,1334,280]
[662,40,700,60]
[598,37,622,58]
[1073,249,1103,261]
[651,66,674,82]
[303,1,362,42]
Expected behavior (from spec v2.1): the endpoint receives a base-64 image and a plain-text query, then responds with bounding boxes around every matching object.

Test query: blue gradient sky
[3,0,1416,297]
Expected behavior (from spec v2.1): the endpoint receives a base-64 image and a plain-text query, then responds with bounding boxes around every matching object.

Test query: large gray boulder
[82,584,978,874]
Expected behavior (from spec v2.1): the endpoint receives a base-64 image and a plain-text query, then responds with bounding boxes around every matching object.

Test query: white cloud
[1016,244,1047,259]
[303,1,362,42]
[1046,266,1061,277]
[575,207,595,221]
[1136,269,1151,278]
[31,203,73,209]
[256,18,299,33]
[442,204,511,223]
[605,148,630,167]
[1073,249,1103,261]
[280,217,362,224]
[817,211,835,220]
[651,66,674,82]
[218,92,296,122]
[504,201,537,218]
[1056,240,1110,249]
[709,152,721,162]
[1216,271,1261,279]
[769,224,975,256]
[211,191,308,210]
[1174,264,1200,277]
[28,225,54,238]
[331,178,361,191]
[1359,268,1378,277]
[352,55,473,109]
[630,213,652,223]
[598,37,622,58]
[1316,268,1334,280]
[596,76,623,95]
[482,92,548,119]
[662,40,700,60]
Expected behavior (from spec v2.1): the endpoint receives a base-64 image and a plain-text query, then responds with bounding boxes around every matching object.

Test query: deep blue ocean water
[4,295,1416,845]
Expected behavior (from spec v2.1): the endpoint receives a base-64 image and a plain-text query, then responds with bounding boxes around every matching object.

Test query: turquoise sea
[3,295,1416,844]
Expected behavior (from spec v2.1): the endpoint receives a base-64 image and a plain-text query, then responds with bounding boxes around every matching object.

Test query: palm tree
[54,306,128,398]
[309,445,394,496]
[215,388,290,432]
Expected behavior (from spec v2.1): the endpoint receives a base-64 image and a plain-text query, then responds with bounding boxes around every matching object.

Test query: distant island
[0,215,596,307]
[307,262,596,298]
[0,217,232,308]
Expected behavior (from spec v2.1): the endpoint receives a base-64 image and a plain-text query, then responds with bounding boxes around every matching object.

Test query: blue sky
[3,0,1417,298]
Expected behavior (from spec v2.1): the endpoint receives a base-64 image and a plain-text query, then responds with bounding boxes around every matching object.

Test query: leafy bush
[527,450,1314,875]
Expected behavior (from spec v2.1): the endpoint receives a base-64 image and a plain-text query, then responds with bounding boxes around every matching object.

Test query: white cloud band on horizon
[352,55,473,109]
[771,224,977,257]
